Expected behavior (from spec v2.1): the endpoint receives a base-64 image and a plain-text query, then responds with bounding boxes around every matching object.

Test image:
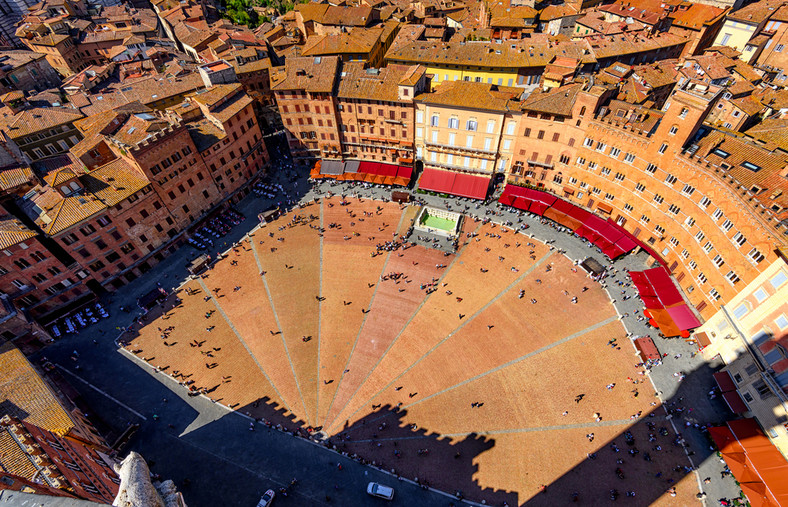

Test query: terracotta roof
[670,3,727,29]
[34,153,88,182]
[587,32,686,59]
[27,33,70,47]
[320,5,375,26]
[386,38,594,69]
[187,118,226,152]
[386,24,425,54]
[539,3,579,21]
[598,1,665,26]
[76,73,204,116]
[82,158,149,207]
[755,86,788,110]
[727,79,755,96]
[189,84,251,124]
[26,156,147,235]
[575,13,642,35]
[0,50,48,70]
[489,3,537,19]
[595,99,665,132]
[0,215,36,249]
[270,56,341,93]
[34,190,104,235]
[416,80,520,111]
[338,62,422,101]
[770,3,788,21]
[727,0,786,24]
[301,25,384,57]
[744,118,788,150]
[0,167,35,191]
[704,45,742,59]
[294,3,330,23]
[0,342,74,436]
[695,129,788,202]
[730,95,765,116]
[0,430,37,479]
[0,107,83,139]
[82,29,132,43]
[631,62,678,89]
[521,82,582,116]
[44,168,77,187]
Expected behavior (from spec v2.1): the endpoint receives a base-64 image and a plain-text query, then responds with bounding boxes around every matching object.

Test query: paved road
[33,156,741,506]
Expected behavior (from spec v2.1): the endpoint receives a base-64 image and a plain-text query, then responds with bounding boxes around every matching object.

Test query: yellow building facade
[414,81,521,175]
[699,256,788,458]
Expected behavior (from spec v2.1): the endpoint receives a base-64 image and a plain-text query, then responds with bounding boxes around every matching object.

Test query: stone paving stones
[127,202,699,505]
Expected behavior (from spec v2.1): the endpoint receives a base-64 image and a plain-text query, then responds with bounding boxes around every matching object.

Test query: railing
[425,141,497,156]
[423,159,494,175]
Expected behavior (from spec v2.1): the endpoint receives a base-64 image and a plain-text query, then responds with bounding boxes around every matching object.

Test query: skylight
[741,161,761,172]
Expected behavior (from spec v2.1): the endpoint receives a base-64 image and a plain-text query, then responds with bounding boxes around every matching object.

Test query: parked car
[257,489,275,507]
[367,482,394,500]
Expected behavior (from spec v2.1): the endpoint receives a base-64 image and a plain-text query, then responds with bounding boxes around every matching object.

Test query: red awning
[649,307,681,337]
[452,172,490,200]
[722,391,749,414]
[357,161,378,175]
[722,390,749,414]
[419,168,455,194]
[640,296,664,309]
[713,371,737,392]
[396,166,413,180]
[711,419,788,507]
[496,186,636,259]
[667,304,701,331]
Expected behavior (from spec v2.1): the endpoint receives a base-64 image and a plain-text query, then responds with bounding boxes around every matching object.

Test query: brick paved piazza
[123,196,699,505]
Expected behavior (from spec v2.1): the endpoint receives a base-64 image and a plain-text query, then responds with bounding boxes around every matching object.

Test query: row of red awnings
[632,266,701,337]
[418,168,491,200]
[310,160,413,187]
[709,418,788,507]
[498,185,637,259]
[713,371,749,414]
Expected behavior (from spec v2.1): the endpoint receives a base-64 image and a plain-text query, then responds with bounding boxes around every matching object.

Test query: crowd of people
[107,154,739,506]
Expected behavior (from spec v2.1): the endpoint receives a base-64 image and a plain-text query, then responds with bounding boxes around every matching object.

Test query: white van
[366,482,394,500]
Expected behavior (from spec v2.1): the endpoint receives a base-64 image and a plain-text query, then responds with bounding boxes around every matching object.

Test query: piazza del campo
[1,0,788,504]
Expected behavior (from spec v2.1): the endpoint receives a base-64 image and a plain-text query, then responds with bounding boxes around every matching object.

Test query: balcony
[423,159,494,176]
[425,141,497,157]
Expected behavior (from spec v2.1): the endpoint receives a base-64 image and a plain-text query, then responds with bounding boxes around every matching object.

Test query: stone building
[415,80,522,197]
[0,50,61,93]
[336,62,427,164]
[511,80,787,318]
[19,33,84,77]
[697,257,788,458]
[271,56,342,167]
[0,107,84,161]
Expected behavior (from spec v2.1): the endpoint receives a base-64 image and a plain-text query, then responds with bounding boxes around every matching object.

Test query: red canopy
[452,172,490,200]
[496,185,638,259]
[419,169,489,199]
[710,419,788,507]
[396,166,413,180]
[667,304,701,331]
[722,390,749,414]
[419,168,456,194]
